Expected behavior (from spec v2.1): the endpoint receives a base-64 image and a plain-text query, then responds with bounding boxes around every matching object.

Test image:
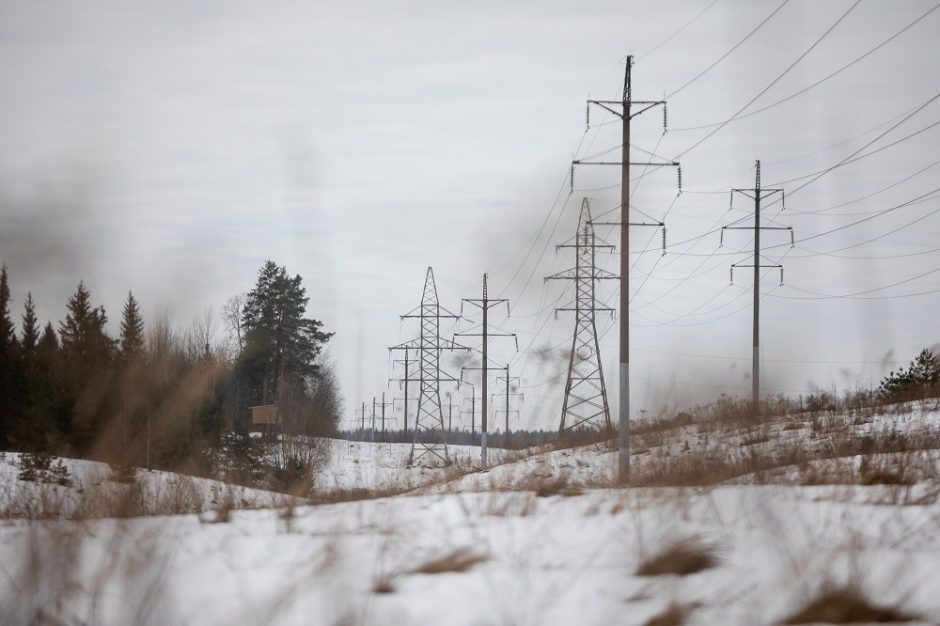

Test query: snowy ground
[0,452,293,518]
[312,439,515,495]
[2,484,938,625]
[1,408,938,624]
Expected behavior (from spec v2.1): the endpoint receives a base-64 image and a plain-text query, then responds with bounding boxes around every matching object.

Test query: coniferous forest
[0,260,340,481]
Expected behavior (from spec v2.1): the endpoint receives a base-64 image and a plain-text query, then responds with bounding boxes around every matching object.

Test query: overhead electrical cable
[672,0,862,160]
[666,0,792,98]
[673,3,940,130]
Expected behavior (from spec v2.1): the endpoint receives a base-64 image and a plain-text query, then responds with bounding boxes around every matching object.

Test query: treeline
[337,427,612,450]
[0,260,340,477]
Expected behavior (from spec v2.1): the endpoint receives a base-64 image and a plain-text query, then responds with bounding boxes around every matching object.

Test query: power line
[636,0,720,62]
[672,0,862,160]
[673,2,940,130]
[666,0,792,98]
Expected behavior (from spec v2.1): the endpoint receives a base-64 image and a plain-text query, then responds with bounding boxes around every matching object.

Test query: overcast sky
[2,0,939,430]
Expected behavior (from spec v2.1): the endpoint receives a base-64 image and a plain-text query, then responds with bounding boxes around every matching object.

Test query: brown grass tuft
[644,603,688,626]
[636,538,719,577]
[784,586,917,624]
[412,548,488,575]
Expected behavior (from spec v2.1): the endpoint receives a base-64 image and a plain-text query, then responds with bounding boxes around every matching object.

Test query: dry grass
[784,586,917,624]
[412,548,488,575]
[636,538,720,577]
[372,577,395,594]
[644,603,689,626]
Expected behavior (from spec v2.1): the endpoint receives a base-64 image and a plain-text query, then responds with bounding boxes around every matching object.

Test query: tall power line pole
[456,274,515,468]
[388,346,415,437]
[546,198,617,435]
[390,267,470,465]
[356,401,367,441]
[376,392,394,440]
[578,55,678,482]
[720,160,791,417]
[494,370,522,447]
[461,384,477,437]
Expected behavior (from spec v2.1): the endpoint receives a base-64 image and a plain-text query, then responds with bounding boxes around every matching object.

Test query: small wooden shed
[249,404,280,431]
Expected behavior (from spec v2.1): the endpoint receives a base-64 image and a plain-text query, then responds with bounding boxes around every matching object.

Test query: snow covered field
[1,408,938,624]
[0,452,293,518]
[2,484,938,625]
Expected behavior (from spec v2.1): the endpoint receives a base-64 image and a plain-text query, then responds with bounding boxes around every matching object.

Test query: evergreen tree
[879,348,940,401]
[59,282,114,451]
[38,322,59,357]
[239,261,332,404]
[59,281,113,369]
[20,292,39,358]
[119,291,145,360]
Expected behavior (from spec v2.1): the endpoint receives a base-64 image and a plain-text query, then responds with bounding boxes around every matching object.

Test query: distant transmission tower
[546,198,618,435]
[390,267,469,465]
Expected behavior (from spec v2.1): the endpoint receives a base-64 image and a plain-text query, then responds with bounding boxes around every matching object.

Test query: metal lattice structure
[390,267,469,465]
[546,198,618,434]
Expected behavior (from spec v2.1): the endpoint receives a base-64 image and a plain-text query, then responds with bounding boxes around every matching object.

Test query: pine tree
[119,291,145,360]
[239,261,332,405]
[21,292,39,358]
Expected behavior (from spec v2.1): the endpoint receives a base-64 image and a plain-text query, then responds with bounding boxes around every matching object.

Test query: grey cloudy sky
[2,0,939,430]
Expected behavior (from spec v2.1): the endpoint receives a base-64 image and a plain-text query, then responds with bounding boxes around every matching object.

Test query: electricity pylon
[720,160,793,418]
[546,198,617,435]
[390,267,470,465]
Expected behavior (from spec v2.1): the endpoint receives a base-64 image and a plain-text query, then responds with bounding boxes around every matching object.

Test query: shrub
[879,348,940,402]
[17,452,73,487]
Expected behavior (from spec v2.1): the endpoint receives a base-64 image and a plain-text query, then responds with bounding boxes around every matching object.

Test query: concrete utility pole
[456,274,515,469]
[461,383,477,438]
[357,401,367,441]
[388,346,414,437]
[494,370,522,448]
[444,393,461,436]
[720,160,791,418]
[578,55,678,482]
[376,392,394,439]
[371,396,377,442]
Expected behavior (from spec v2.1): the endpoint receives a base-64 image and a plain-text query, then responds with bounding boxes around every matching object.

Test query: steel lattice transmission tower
[390,267,469,465]
[546,198,618,434]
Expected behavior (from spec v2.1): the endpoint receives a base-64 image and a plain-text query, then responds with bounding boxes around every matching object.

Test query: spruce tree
[21,292,39,358]
[119,291,145,360]
[60,281,113,368]
[59,282,114,452]
[38,322,59,356]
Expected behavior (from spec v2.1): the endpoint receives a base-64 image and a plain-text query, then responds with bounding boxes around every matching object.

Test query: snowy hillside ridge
[2,485,938,625]
[309,439,518,496]
[0,453,294,519]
